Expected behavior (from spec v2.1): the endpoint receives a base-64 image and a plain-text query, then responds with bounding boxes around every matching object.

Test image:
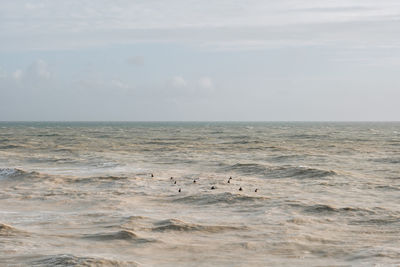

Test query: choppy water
[0,122,399,266]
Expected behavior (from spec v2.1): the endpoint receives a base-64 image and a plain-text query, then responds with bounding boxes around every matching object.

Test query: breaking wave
[0,223,29,237]
[0,168,39,179]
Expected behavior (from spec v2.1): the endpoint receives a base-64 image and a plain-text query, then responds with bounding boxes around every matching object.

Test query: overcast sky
[0,0,399,121]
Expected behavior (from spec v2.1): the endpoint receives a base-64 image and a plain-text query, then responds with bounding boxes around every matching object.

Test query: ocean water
[0,122,399,266]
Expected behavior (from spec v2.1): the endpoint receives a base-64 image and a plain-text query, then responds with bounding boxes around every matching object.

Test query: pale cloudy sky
[0,0,399,121]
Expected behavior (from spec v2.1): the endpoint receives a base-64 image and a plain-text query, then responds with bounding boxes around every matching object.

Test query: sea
[0,122,399,266]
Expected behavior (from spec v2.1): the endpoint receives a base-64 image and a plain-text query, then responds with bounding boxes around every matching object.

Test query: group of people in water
[150,173,258,193]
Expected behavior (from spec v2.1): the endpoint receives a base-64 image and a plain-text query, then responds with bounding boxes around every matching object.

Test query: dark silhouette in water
[239,187,243,191]
[150,173,154,177]
[193,180,196,183]
[174,181,177,184]
[227,177,232,183]
[170,177,173,180]
[211,186,216,190]
[255,189,258,192]
[178,188,181,193]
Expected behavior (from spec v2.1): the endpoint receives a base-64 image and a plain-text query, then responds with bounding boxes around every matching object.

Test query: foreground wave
[30,254,137,267]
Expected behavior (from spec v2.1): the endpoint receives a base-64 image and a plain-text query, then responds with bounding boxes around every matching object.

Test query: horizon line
[0,120,399,123]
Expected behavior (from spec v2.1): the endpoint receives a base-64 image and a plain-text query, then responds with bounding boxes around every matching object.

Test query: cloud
[6,59,51,85]
[1,1,400,51]
[197,77,214,91]
[110,79,130,90]
[170,76,187,89]
[27,59,51,80]
[76,77,133,95]
[164,75,215,99]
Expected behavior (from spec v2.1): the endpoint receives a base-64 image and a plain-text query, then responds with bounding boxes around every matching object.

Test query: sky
[0,0,399,121]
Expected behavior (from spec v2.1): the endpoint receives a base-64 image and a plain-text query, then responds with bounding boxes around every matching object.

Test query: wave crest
[0,168,26,178]
[223,163,337,179]
[83,230,156,243]
[0,223,28,237]
[174,192,269,205]
[300,204,376,215]
[152,218,244,233]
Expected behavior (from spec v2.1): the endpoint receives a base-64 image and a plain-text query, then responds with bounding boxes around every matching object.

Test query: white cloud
[8,59,51,83]
[164,76,215,99]
[170,76,187,89]
[197,77,214,90]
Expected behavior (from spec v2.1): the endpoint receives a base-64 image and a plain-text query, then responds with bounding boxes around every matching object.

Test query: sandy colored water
[0,122,399,266]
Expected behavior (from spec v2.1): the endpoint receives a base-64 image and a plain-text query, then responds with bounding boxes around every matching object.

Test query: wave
[268,155,303,162]
[350,216,400,226]
[223,163,337,179]
[152,218,244,233]
[83,230,156,243]
[0,168,39,179]
[275,166,337,179]
[0,144,21,149]
[173,192,269,205]
[222,140,264,145]
[67,175,129,184]
[27,157,78,164]
[287,134,330,139]
[298,204,376,215]
[30,254,137,267]
[36,133,61,137]
[224,163,268,175]
[371,157,400,164]
[0,223,29,237]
